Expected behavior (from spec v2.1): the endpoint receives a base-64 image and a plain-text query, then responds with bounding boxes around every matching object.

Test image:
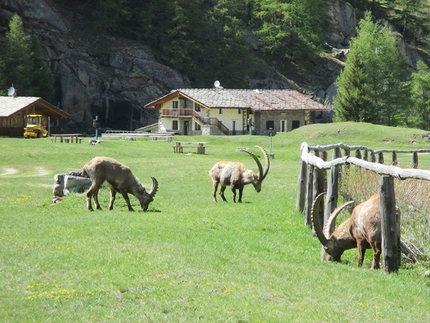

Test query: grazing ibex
[209,145,270,203]
[311,193,398,270]
[82,156,158,211]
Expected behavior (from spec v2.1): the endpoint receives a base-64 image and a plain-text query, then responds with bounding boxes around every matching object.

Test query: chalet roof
[0,96,70,118]
[145,88,329,111]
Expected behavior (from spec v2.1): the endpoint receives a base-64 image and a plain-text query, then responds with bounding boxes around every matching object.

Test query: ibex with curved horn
[82,156,158,211]
[209,145,270,203]
[311,192,408,269]
[312,192,416,269]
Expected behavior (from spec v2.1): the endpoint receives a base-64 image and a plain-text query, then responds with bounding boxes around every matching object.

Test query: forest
[47,0,430,83]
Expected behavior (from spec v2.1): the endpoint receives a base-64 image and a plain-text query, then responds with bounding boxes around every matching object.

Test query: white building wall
[160,118,177,132]
[210,108,244,132]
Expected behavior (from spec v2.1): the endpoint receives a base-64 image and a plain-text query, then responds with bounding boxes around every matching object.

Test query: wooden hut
[0,96,70,137]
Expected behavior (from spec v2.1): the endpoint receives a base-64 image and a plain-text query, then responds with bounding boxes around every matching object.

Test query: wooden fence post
[312,150,326,233]
[355,149,362,159]
[343,147,350,158]
[296,148,308,212]
[413,152,418,169]
[370,151,376,162]
[322,147,341,260]
[312,149,321,201]
[392,151,397,166]
[379,176,400,274]
[304,164,314,226]
[324,147,341,215]
[378,152,384,164]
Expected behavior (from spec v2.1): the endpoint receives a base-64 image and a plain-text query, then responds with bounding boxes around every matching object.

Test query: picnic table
[173,142,206,154]
[51,134,83,144]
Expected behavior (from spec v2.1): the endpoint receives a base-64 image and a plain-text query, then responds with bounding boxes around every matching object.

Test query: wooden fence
[296,142,430,273]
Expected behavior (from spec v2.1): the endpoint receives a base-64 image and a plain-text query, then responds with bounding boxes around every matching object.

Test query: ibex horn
[311,192,329,246]
[324,200,355,238]
[237,147,264,182]
[255,145,270,180]
[148,177,158,197]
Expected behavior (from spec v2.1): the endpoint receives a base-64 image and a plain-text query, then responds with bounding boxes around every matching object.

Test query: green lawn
[1,122,429,322]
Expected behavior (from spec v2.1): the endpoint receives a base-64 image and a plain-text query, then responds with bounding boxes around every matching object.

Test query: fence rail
[297,142,430,273]
[102,131,175,139]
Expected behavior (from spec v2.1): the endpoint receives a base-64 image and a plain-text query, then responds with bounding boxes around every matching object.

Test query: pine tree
[410,60,430,130]
[333,51,371,122]
[0,14,55,101]
[334,12,411,126]
[29,35,55,102]
[254,0,328,65]
[0,14,33,95]
[382,0,429,42]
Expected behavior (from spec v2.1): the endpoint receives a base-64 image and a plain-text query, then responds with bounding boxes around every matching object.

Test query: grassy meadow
[1,122,430,322]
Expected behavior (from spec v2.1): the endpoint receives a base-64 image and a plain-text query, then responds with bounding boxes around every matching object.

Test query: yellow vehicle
[24,114,48,138]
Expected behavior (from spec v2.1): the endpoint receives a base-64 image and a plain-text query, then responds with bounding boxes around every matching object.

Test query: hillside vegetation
[3,0,430,132]
[1,122,430,322]
[50,0,430,89]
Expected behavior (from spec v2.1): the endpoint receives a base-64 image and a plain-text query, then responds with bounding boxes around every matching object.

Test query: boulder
[52,172,91,202]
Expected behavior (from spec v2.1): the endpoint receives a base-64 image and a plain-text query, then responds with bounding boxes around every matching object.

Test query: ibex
[311,193,398,270]
[82,156,158,211]
[209,145,270,203]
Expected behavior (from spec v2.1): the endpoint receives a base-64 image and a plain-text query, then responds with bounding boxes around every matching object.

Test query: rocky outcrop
[326,1,422,68]
[326,1,362,48]
[322,1,423,109]
[0,0,190,130]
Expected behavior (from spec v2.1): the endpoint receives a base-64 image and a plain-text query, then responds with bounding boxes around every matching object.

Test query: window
[238,109,241,114]
[195,122,201,131]
[173,101,178,109]
[194,103,201,112]
[266,120,274,130]
[219,108,222,114]
[172,120,178,130]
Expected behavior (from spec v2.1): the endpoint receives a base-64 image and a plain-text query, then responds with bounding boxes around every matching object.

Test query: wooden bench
[51,134,82,143]
[172,142,206,154]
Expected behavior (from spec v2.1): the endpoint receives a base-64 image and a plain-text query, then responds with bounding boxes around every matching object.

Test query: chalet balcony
[161,108,193,117]
[161,108,229,135]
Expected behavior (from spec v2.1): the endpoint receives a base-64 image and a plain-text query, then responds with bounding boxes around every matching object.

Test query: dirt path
[0,167,49,177]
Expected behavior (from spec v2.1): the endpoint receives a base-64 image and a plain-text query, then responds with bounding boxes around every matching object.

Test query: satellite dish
[7,84,15,97]
[214,80,220,88]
